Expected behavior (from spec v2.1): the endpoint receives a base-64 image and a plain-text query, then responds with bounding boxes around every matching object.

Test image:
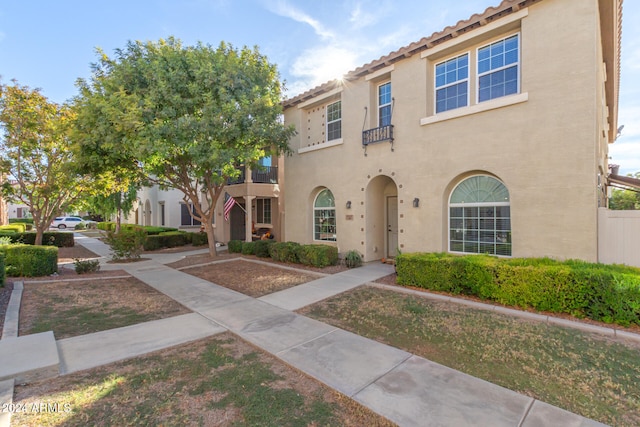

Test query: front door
[387,196,398,257]
[230,202,246,241]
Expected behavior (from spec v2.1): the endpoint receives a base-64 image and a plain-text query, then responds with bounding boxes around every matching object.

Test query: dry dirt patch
[19,277,190,339]
[11,333,395,427]
[181,259,320,297]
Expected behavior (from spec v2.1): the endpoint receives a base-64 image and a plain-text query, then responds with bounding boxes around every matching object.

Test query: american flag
[223,192,236,221]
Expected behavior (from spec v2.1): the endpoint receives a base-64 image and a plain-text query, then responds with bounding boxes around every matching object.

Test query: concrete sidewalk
[0,236,609,426]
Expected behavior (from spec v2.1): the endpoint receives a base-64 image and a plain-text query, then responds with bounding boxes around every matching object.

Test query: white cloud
[287,45,359,94]
[267,0,335,40]
[349,3,378,29]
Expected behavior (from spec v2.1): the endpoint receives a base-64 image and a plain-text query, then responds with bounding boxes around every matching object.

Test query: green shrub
[191,232,208,246]
[74,222,86,230]
[0,244,58,277]
[241,241,256,255]
[10,232,74,247]
[143,235,163,251]
[9,218,34,225]
[143,226,178,235]
[104,228,146,260]
[228,240,243,253]
[158,231,190,247]
[0,236,13,246]
[396,252,640,327]
[298,244,338,268]
[0,224,26,233]
[254,240,274,258]
[344,250,363,268]
[0,253,4,286]
[97,222,116,231]
[74,258,101,274]
[268,241,302,263]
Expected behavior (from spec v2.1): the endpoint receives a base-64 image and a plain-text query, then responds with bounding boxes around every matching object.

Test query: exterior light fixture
[413,198,420,208]
[346,201,352,209]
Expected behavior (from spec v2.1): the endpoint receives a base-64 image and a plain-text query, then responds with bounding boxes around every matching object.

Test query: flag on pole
[223,192,236,221]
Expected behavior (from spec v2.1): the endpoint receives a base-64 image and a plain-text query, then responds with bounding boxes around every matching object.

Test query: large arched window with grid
[314,189,336,241]
[449,175,511,256]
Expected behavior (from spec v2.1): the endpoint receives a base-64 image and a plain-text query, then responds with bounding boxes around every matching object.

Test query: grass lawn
[298,286,640,426]
[11,333,394,427]
[19,277,190,339]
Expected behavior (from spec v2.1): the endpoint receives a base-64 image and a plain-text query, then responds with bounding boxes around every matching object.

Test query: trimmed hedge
[9,218,34,224]
[253,240,275,258]
[0,224,26,233]
[396,253,640,327]
[191,232,208,246]
[298,244,339,268]
[4,232,75,247]
[228,240,243,253]
[143,231,192,251]
[268,242,302,263]
[241,241,256,255]
[0,253,4,286]
[0,244,58,277]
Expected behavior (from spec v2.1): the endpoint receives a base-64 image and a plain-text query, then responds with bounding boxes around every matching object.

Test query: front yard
[299,286,640,426]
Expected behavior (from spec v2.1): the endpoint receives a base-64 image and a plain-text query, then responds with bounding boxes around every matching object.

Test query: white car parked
[50,216,85,229]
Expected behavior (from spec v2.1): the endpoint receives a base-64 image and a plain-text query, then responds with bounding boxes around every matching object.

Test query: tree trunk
[34,224,47,246]
[115,191,122,233]
[203,220,217,258]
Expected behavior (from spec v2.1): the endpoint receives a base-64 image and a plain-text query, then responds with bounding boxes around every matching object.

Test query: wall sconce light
[413,198,420,208]
[346,201,352,209]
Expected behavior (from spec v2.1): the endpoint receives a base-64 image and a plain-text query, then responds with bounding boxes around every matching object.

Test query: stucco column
[244,195,255,242]
[245,165,253,183]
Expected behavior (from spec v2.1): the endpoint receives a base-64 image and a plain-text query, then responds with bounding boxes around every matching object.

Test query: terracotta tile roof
[283,0,623,111]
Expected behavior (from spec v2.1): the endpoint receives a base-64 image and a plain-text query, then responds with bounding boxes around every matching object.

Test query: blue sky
[1,0,638,175]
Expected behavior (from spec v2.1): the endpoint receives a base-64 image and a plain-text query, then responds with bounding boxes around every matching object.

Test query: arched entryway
[365,175,398,261]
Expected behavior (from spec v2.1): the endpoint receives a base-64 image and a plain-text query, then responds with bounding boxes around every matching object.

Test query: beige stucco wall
[284,0,610,262]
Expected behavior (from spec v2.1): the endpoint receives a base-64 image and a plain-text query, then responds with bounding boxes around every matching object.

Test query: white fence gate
[598,207,640,267]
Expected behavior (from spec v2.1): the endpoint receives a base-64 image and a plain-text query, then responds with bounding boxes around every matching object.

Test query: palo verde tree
[0,80,90,245]
[77,38,295,256]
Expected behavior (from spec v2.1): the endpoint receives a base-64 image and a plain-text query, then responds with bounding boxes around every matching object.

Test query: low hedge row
[228,240,338,268]
[0,244,58,277]
[142,231,208,251]
[97,222,178,235]
[0,232,74,247]
[0,224,26,233]
[395,253,640,327]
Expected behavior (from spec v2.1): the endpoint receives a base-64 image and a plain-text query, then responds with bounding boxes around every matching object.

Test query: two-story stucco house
[282,0,622,262]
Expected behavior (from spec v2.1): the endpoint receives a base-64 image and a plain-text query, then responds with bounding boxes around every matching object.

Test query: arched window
[314,189,336,241]
[449,175,511,256]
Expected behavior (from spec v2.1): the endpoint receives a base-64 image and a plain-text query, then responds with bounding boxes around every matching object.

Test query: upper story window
[378,82,392,126]
[326,101,342,141]
[435,53,469,113]
[478,34,519,103]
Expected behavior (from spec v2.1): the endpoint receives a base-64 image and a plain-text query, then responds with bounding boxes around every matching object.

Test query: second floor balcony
[227,165,278,185]
[362,124,394,146]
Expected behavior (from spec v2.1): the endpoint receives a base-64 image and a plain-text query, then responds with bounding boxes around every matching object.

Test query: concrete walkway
[0,236,611,426]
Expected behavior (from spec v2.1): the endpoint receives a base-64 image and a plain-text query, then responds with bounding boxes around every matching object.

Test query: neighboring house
[282,0,622,263]
[124,155,284,243]
[6,202,30,220]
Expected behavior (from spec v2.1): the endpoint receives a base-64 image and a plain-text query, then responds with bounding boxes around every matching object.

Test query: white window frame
[313,189,337,242]
[326,101,342,142]
[476,33,520,104]
[378,81,392,127]
[448,175,511,257]
[434,52,470,114]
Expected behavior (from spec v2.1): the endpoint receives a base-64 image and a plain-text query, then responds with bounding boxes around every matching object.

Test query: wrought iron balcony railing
[227,165,278,185]
[362,124,394,146]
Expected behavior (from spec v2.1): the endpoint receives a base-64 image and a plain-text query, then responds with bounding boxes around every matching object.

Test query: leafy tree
[0,80,90,245]
[73,67,146,232]
[76,38,295,256]
[609,172,640,210]
[77,185,138,222]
